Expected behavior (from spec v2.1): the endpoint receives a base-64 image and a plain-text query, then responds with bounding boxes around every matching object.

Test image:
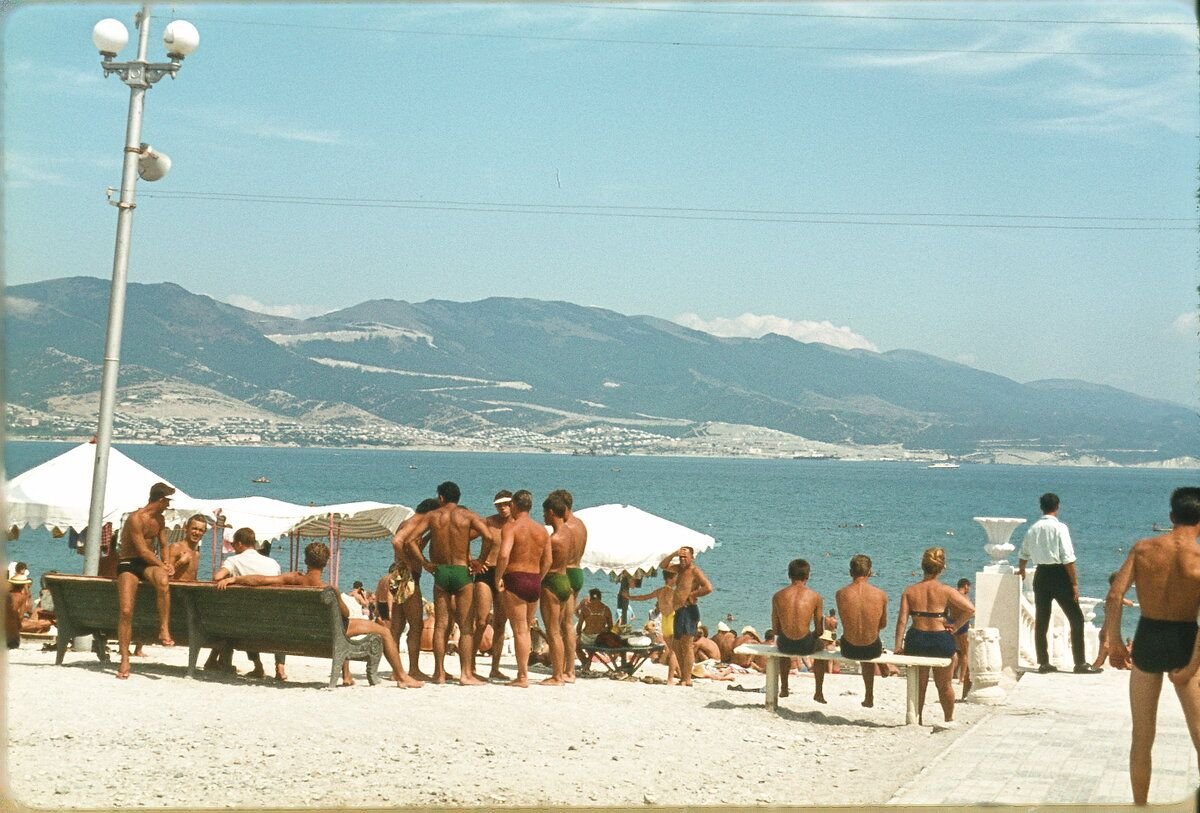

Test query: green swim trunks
[434,564,472,594]
[542,572,573,602]
[566,567,584,595]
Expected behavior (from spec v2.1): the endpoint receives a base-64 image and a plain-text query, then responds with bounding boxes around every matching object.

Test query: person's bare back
[425,504,487,567]
[772,582,823,641]
[837,580,888,647]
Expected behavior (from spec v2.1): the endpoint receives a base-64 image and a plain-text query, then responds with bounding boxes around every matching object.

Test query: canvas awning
[576,503,716,580]
[4,441,209,533]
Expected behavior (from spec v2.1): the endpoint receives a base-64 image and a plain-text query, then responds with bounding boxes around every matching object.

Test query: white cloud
[674,312,878,352]
[1171,311,1199,337]
[181,109,351,147]
[216,294,331,320]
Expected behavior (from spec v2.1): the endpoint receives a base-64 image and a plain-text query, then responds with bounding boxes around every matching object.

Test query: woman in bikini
[895,547,975,726]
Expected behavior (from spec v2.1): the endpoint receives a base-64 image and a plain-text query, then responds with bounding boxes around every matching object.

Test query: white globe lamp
[92,18,130,57]
[163,20,200,59]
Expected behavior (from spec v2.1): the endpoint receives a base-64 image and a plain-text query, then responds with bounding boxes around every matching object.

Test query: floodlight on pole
[82,6,199,592]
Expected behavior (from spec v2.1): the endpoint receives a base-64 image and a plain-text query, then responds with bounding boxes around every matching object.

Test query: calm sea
[6,441,1193,638]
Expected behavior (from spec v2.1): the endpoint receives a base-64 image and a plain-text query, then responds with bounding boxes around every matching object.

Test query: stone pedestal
[975,569,1022,673]
[966,627,1007,704]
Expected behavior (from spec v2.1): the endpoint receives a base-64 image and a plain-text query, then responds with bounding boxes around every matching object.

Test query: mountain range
[5,276,1197,465]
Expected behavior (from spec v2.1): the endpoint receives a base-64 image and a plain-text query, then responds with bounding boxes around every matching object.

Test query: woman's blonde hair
[921,546,946,576]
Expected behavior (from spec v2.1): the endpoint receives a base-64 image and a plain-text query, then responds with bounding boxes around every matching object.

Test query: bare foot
[340,676,356,687]
[409,669,432,682]
[459,674,487,686]
[132,647,147,658]
[397,675,424,689]
[489,669,508,680]
[275,666,288,681]
[862,698,874,708]
[116,659,131,680]
[506,678,530,688]
[538,677,565,686]
[248,666,266,679]
[431,671,447,685]
[962,679,972,700]
[564,673,576,684]
[158,631,175,647]
[680,680,693,687]
[814,693,827,704]
[780,689,790,698]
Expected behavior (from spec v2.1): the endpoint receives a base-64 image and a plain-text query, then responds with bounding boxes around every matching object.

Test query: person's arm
[689,567,713,605]
[215,572,305,590]
[392,514,431,569]
[1104,550,1136,668]
[1064,561,1080,603]
[812,597,825,636]
[945,585,975,631]
[659,550,681,571]
[471,515,498,571]
[212,566,231,582]
[894,590,910,653]
[770,595,780,642]
[1017,527,1032,580]
[495,524,515,590]
[626,588,660,601]
[538,533,552,580]
[878,592,889,632]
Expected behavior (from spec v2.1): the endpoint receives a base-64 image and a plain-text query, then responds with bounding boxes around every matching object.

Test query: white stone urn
[973,517,1027,573]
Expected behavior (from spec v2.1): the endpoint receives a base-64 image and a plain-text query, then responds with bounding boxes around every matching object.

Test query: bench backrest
[45,574,191,645]
[177,582,348,658]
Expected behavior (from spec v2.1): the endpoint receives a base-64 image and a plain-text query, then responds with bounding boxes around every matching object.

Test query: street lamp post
[82,7,199,580]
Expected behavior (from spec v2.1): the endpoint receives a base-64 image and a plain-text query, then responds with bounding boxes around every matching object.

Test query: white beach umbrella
[4,441,208,533]
[575,503,715,579]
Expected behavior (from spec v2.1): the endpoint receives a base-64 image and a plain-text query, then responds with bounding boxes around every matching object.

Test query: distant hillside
[5,277,1196,464]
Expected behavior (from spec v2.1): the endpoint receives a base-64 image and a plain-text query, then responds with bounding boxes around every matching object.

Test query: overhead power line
[139,190,1196,232]
[568,4,1197,27]
[181,16,1194,57]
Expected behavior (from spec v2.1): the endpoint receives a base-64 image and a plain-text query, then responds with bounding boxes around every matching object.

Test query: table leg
[765,657,779,712]
[906,666,919,725]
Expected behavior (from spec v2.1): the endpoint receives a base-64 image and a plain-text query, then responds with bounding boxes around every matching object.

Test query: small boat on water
[252,476,270,484]
[927,462,960,469]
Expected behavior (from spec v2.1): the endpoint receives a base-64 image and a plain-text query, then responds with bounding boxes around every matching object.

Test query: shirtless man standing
[1107,487,1200,806]
[659,546,713,687]
[217,542,421,689]
[166,514,208,582]
[549,489,587,680]
[472,491,513,680]
[835,554,893,708]
[540,493,577,686]
[771,559,827,703]
[392,482,492,685]
[390,498,439,680]
[114,483,177,679]
[495,490,551,688]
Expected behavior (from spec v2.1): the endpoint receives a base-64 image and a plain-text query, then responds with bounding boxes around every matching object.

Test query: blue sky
[4,2,1197,406]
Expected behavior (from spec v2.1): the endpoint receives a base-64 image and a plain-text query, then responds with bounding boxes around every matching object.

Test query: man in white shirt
[211,527,287,680]
[1018,493,1101,675]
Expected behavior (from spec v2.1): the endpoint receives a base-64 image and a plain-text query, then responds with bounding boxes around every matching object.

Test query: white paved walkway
[889,668,1199,807]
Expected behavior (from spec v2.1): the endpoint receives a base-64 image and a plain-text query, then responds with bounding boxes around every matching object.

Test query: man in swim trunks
[771,558,827,702]
[390,498,439,680]
[217,542,422,689]
[114,482,177,679]
[392,483,493,685]
[165,514,207,582]
[471,491,513,679]
[496,489,551,688]
[549,489,587,679]
[539,493,577,685]
[953,578,972,699]
[660,546,713,688]
[1107,487,1200,806]
[575,588,613,672]
[835,553,894,708]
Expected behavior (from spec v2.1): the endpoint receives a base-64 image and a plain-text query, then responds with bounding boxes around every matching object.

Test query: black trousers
[1033,563,1085,666]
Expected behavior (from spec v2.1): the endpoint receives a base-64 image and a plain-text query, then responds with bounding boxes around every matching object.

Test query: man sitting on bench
[216,542,422,689]
[115,482,177,679]
[835,553,897,708]
[771,559,827,703]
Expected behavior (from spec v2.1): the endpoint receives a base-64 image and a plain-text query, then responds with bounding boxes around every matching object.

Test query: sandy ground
[5,639,990,809]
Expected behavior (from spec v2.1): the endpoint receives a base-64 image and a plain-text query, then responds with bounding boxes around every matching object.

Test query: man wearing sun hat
[473,490,514,680]
[6,571,33,649]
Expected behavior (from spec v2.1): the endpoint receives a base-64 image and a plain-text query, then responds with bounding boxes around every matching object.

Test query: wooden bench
[580,643,664,676]
[734,642,953,725]
[45,575,383,689]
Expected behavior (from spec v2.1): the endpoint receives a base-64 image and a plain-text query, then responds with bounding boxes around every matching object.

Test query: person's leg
[347,618,422,688]
[432,586,450,683]
[813,659,826,703]
[274,653,287,681]
[402,592,428,679]
[562,593,577,682]
[488,588,508,678]
[453,584,483,685]
[933,664,955,722]
[472,580,492,677]
[503,592,531,687]
[1033,571,1053,667]
[1054,584,1087,666]
[916,666,931,725]
[779,656,790,697]
[115,572,138,679]
[678,634,695,686]
[1172,669,1200,794]
[246,652,265,678]
[539,588,565,685]
[861,665,876,708]
[1129,667,1164,805]
[144,566,173,645]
